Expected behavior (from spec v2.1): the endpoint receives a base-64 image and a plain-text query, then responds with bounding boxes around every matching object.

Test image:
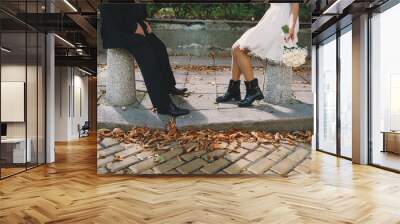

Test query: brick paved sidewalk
[97,137,311,176]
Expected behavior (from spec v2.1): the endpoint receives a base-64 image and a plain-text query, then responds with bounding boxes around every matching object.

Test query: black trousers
[125,32,177,111]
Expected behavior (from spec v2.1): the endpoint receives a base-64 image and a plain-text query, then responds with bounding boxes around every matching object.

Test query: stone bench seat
[106,48,136,106]
[264,61,293,105]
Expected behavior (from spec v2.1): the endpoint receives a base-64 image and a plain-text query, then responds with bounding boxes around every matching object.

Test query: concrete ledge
[98,103,313,132]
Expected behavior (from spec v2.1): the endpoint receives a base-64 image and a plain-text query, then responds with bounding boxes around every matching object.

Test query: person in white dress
[216,3,300,107]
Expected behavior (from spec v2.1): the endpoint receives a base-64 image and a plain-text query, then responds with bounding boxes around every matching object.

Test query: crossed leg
[231,46,255,81]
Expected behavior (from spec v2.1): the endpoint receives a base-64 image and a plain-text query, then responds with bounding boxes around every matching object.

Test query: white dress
[233,3,299,62]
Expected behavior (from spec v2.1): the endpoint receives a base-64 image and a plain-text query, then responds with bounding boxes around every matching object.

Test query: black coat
[99,3,147,49]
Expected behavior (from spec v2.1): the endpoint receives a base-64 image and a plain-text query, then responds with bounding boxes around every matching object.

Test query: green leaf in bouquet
[281,25,289,34]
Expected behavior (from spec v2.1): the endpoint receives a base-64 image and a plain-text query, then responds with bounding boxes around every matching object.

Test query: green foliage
[299,4,312,22]
[147,4,310,21]
[281,25,289,34]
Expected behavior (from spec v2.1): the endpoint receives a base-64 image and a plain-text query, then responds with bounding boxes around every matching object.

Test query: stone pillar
[264,61,293,105]
[106,49,136,106]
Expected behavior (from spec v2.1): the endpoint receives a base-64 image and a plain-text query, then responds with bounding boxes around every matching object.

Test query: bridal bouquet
[281,25,308,68]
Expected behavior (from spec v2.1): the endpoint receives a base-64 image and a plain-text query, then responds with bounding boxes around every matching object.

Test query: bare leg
[231,47,264,107]
[233,47,254,81]
[216,46,243,103]
[231,48,241,81]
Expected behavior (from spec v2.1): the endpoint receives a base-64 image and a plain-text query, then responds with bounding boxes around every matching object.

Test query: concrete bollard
[263,61,293,105]
[106,48,136,106]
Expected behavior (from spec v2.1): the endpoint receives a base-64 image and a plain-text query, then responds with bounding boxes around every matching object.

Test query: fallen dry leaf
[113,155,124,161]
[97,119,312,153]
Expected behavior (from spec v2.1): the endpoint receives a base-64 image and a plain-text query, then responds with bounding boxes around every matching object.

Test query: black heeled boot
[238,78,264,107]
[216,79,241,103]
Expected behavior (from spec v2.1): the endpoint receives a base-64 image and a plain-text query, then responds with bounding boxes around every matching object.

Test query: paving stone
[97,155,114,168]
[136,150,154,160]
[114,144,144,158]
[215,72,231,84]
[153,158,185,174]
[165,169,180,175]
[247,158,276,174]
[202,150,226,162]
[187,73,215,84]
[244,150,270,162]
[224,147,248,162]
[173,73,188,84]
[140,169,154,175]
[216,101,239,109]
[160,147,184,161]
[264,170,277,175]
[99,138,119,148]
[106,162,113,171]
[97,144,103,150]
[176,158,207,174]
[98,144,125,158]
[287,170,300,177]
[97,167,108,174]
[227,141,239,151]
[110,156,140,173]
[241,142,259,150]
[176,93,217,110]
[129,158,157,174]
[297,143,311,150]
[181,150,207,161]
[135,81,147,92]
[224,159,251,174]
[267,146,292,162]
[260,144,277,151]
[286,148,310,163]
[200,158,230,174]
[191,170,206,175]
[184,84,216,95]
[138,94,153,110]
[254,145,273,152]
[283,144,297,151]
[270,157,298,175]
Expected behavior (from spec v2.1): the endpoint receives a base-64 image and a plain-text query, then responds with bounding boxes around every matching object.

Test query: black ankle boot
[238,78,264,107]
[216,79,241,103]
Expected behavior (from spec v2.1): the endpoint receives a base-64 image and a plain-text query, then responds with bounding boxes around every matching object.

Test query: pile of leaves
[98,119,312,153]
[171,64,265,73]
[172,64,228,73]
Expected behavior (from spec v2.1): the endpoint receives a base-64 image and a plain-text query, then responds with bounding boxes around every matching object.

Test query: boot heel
[234,96,242,101]
[256,95,264,100]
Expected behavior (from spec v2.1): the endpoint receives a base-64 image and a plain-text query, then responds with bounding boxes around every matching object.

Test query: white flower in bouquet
[282,47,308,68]
[281,25,308,68]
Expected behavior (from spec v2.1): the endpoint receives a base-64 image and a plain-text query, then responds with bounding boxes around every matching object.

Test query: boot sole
[237,95,264,107]
[216,98,241,103]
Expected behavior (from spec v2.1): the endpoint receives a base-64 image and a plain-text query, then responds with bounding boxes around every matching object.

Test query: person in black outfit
[100,3,189,117]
